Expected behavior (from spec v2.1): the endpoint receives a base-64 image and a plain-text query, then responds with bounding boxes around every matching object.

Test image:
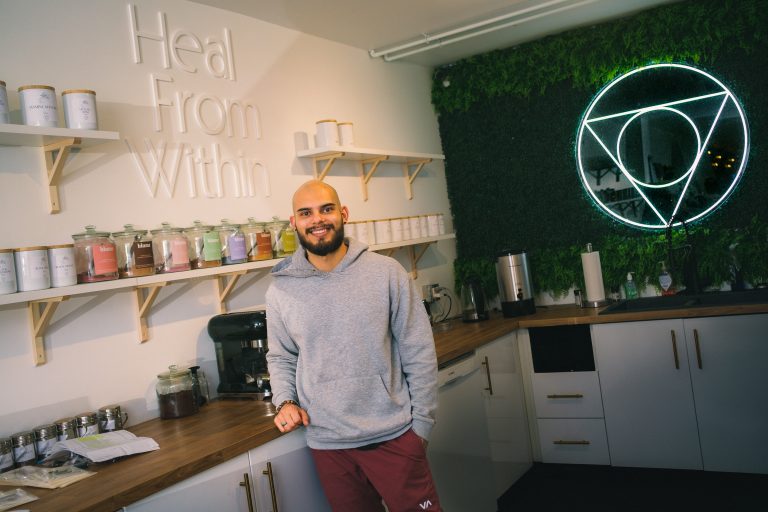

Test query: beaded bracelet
[275,399,299,414]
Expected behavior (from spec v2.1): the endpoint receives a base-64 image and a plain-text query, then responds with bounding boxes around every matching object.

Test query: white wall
[0,0,455,435]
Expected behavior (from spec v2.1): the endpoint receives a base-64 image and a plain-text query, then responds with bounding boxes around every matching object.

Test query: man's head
[291,180,349,257]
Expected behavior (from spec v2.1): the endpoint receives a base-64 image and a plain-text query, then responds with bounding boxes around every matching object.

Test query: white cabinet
[476,333,532,497]
[684,315,768,474]
[248,429,331,512]
[125,453,253,511]
[593,314,768,474]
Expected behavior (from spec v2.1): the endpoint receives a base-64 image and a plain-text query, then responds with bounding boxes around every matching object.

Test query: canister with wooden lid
[315,119,339,147]
[14,246,51,291]
[48,244,77,287]
[0,248,17,294]
[0,80,9,124]
[18,84,58,127]
[62,89,98,129]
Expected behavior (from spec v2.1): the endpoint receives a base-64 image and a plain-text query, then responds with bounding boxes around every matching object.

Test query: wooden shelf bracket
[311,152,345,181]
[135,283,167,343]
[215,270,248,314]
[402,159,431,200]
[358,156,389,201]
[44,137,81,214]
[28,296,68,366]
[408,242,435,279]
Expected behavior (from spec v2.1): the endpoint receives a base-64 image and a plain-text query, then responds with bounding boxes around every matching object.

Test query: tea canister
[61,89,98,130]
[374,218,392,244]
[266,217,285,258]
[10,431,36,467]
[98,404,127,432]
[156,365,198,419]
[390,217,403,243]
[345,221,358,241]
[74,412,99,437]
[0,248,17,294]
[427,214,440,237]
[282,224,297,255]
[151,223,191,273]
[112,224,154,278]
[14,246,51,292]
[338,121,355,146]
[315,119,339,148]
[72,226,118,283]
[18,84,58,127]
[409,216,422,239]
[215,220,247,265]
[0,437,14,473]
[53,417,78,441]
[401,216,412,240]
[437,213,446,235]
[47,244,77,287]
[33,424,58,463]
[356,221,370,245]
[184,221,222,269]
[419,215,429,239]
[0,80,9,124]
[241,218,272,262]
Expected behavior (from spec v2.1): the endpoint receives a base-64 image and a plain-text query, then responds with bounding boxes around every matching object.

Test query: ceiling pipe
[371,0,600,62]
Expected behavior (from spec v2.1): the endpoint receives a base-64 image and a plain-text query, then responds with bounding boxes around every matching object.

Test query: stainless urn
[496,250,536,317]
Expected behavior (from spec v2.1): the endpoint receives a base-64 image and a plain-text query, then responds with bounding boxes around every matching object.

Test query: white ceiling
[190,0,679,67]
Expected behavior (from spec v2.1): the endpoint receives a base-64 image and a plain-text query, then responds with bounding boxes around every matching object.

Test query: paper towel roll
[581,250,606,302]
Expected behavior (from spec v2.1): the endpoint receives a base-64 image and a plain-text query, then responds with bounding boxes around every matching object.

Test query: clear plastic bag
[0,465,94,489]
[0,488,38,511]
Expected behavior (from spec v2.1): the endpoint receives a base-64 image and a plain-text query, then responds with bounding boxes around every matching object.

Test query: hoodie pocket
[308,374,410,442]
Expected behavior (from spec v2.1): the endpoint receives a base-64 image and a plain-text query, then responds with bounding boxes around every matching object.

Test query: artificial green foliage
[436,0,768,297]
[453,257,499,301]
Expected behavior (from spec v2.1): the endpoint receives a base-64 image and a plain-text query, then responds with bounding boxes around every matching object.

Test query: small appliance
[461,277,489,322]
[207,310,271,400]
[497,249,536,317]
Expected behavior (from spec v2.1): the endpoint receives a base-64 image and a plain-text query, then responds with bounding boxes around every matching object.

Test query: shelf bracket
[408,242,435,279]
[402,159,431,200]
[215,270,248,314]
[358,156,389,201]
[44,137,81,214]
[28,296,68,366]
[311,152,345,181]
[135,283,167,343]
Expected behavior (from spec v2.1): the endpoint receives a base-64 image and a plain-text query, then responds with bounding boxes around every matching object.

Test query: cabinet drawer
[537,418,610,465]
[533,371,604,418]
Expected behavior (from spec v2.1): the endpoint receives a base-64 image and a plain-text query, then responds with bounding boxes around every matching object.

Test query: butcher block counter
[22,301,768,511]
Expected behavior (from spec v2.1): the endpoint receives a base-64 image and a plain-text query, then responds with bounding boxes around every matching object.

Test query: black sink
[599,288,768,315]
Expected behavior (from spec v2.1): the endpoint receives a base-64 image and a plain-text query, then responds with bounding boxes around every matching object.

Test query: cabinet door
[593,320,702,470]
[685,314,768,474]
[249,429,331,512]
[477,333,532,497]
[125,453,252,511]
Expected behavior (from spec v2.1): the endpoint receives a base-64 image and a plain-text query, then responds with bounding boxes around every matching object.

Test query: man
[266,179,441,511]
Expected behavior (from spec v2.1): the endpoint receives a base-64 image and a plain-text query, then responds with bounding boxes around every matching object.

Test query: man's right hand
[274,403,310,433]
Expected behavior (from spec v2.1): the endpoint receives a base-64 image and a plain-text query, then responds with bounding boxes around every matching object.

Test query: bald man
[266,180,441,511]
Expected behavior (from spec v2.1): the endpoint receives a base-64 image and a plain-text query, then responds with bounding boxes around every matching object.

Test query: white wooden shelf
[0,124,120,213]
[0,233,455,365]
[297,146,445,201]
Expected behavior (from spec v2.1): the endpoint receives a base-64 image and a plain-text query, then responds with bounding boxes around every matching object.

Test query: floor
[497,463,768,511]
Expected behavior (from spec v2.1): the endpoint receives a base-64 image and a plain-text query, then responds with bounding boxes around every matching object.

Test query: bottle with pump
[624,272,639,299]
[659,262,675,296]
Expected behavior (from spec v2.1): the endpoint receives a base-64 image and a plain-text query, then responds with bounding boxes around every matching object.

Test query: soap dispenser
[624,272,639,299]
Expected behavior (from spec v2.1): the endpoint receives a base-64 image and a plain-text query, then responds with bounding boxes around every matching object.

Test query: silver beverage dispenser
[207,310,271,400]
[496,250,536,317]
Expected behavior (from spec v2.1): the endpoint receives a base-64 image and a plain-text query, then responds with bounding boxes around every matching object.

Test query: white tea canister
[62,89,98,130]
[374,219,392,244]
[427,214,440,237]
[437,213,446,235]
[419,215,429,239]
[0,248,17,294]
[356,221,370,244]
[338,121,355,146]
[18,85,58,127]
[409,216,422,239]
[0,80,9,124]
[401,216,412,240]
[48,244,77,287]
[14,246,51,292]
[344,221,358,241]
[390,218,403,243]
[315,119,339,148]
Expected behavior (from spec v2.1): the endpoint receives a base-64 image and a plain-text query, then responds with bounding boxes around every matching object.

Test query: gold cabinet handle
[694,328,703,369]
[671,330,680,370]
[481,356,493,395]
[239,472,256,512]
[546,394,584,399]
[262,461,279,512]
[553,440,590,445]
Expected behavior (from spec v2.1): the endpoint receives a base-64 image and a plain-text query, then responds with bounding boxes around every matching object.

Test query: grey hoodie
[265,238,438,450]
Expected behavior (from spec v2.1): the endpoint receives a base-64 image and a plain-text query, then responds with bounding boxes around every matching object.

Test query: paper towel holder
[581,243,612,308]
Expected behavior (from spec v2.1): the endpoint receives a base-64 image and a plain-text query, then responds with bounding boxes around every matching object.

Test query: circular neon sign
[576,63,749,229]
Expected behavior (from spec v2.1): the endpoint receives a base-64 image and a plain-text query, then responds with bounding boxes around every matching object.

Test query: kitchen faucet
[665,215,702,295]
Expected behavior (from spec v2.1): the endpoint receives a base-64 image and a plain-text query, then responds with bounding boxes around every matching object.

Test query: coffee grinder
[207,310,272,400]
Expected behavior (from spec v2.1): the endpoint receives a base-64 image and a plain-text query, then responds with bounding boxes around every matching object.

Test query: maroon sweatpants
[310,429,441,512]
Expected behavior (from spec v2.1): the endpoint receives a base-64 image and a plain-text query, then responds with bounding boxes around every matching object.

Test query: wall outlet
[422,284,440,303]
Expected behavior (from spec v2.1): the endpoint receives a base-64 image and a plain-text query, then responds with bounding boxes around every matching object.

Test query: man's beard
[297,222,345,256]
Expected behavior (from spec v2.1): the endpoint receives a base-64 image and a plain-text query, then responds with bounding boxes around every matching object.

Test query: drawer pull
[263,461,279,512]
[546,393,584,399]
[553,440,591,445]
[239,472,256,512]
[481,356,494,395]
[671,330,680,370]
[694,329,703,369]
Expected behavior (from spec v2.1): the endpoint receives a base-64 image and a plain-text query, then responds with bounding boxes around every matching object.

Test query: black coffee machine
[207,310,272,400]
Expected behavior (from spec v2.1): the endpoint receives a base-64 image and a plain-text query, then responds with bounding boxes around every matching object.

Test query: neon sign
[576,63,749,229]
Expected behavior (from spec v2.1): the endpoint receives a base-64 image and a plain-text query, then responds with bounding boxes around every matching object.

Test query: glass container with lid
[184,221,222,269]
[215,219,247,265]
[111,224,154,278]
[241,218,272,262]
[188,365,210,407]
[151,222,191,273]
[72,225,118,283]
[282,223,297,255]
[156,365,198,419]
[267,216,288,258]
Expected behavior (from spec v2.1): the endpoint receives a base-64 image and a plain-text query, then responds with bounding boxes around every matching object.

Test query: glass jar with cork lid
[112,224,155,278]
[156,365,198,419]
[72,226,118,283]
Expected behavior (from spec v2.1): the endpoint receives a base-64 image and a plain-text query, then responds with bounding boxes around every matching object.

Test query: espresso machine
[207,310,272,400]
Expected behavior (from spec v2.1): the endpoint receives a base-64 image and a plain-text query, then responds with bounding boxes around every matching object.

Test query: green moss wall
[434,0,768,297]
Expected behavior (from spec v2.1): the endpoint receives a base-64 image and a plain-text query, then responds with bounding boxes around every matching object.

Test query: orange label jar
[72,226,119,283]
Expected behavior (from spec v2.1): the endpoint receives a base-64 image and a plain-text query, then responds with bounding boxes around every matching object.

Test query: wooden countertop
[24,300,768,510]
